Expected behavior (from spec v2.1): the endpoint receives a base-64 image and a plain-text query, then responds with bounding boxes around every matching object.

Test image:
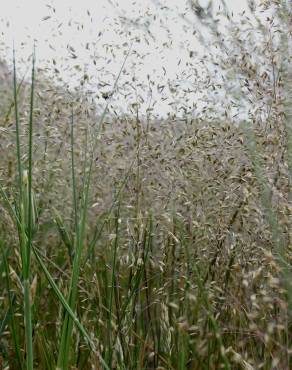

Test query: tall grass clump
[1,51,99,370]
[12,48,35,370]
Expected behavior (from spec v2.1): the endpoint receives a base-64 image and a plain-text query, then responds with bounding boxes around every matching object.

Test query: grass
[1,85,292,368]
[0,3,292,369]
[13,46,35,370]
[1,103,292,368]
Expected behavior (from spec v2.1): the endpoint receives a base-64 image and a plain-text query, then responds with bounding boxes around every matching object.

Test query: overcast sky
[0,0,249,58]
[0,0,250,117]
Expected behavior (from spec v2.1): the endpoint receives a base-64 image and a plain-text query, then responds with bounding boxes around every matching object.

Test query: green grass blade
[13,46,23,204]
[32,246,110,370]
[22,47,36,370]
[70,107,79,235]
[25,48,36,276]
[106,202,120,366]
[32,246,93,347]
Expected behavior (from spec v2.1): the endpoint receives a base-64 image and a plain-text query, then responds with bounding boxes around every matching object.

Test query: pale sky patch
[0,0,250,117]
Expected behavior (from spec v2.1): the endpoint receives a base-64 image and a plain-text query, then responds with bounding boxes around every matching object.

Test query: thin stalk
[87,155,136,261]
[13,46,23,201]
[113,216,153,354]
[24,47,36,370]
[26,48,35,275]
[23,279,33,370]
[4,65,28,125]
[70,107,79,236]
[107,202,120,366]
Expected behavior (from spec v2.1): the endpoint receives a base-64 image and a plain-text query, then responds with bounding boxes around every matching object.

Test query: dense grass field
[0,2,292,369]
[0,55,291,370]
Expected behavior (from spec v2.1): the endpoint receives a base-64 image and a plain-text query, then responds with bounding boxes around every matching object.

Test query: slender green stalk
[4,65,28,125]
[23,279,33,370]
[70,108,79,234]
[23,47,36,370]
[26,48,36,275]
[13,46,23,201]
[106,202,121,366]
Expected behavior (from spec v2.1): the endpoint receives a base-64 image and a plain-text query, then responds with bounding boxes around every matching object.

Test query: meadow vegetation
[0,1,292,369]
